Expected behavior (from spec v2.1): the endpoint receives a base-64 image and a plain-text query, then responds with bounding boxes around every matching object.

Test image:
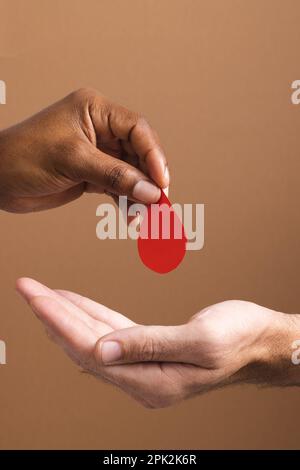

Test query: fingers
[29,295,98,361]
[16,278,113,336]
[16,277,60,304]
[122,115,169,189]
[56,290,136,330]
[6,184,85,213]
[95,324,200,365]
[75,144,161,204]
[87,92,169,189]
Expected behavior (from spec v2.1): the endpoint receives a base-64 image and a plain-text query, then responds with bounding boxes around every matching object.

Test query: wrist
[245,309,300,386]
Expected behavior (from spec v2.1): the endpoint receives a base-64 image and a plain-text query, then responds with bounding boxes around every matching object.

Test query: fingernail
[132,180,161,203]
[163,186,169,198]
[101,341,123,364]
[164,165,170,184]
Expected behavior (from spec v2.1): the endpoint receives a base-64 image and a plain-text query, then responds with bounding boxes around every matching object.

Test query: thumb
[94,324,198,365]
[73,143,161,204]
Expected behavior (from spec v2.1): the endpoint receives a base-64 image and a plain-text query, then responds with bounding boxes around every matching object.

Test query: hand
[0,89,169,213]
[16,278,300,408]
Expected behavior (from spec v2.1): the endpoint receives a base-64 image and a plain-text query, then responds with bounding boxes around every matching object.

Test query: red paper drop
[138,192,186,274]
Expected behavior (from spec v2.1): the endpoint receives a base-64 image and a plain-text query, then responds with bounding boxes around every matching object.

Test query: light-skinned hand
[16,278,300,408]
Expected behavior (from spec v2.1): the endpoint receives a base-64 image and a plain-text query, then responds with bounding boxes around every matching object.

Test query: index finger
[87,91,170,189]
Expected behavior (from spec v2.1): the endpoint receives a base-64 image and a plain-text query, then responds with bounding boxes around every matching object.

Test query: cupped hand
[0,89,169,213]
[17,278,296,408]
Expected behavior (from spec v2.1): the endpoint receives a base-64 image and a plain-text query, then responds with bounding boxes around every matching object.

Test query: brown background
[0,0,300,449]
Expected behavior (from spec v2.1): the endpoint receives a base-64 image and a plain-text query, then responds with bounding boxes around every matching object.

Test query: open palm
[17,278,274,408]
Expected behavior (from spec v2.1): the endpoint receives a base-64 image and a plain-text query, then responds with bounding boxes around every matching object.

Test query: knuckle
[136,114,150,130]
[104,164,129,191]
[93,341,104,366]
[69,87,97,104]
[132,333,156,362]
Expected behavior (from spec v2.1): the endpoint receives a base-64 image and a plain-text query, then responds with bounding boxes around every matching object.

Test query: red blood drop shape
[138,191,186,274]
